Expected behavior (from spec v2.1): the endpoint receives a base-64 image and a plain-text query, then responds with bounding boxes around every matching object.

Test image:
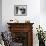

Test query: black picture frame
[14,5,27,16]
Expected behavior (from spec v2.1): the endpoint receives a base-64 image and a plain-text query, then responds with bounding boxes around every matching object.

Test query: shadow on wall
[0,0,2,32]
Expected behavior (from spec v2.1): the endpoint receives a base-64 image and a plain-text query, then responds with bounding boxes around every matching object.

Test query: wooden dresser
[7,23,34,46]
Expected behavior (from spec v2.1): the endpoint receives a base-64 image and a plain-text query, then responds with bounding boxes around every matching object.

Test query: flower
[36,25,45,41]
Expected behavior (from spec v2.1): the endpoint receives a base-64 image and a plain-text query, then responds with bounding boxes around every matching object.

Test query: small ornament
[25,20,30,23]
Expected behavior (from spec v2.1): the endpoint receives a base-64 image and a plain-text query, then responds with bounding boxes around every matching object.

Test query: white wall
[40,0,46,13]
[2,0,46,46]
[40,0,46,31]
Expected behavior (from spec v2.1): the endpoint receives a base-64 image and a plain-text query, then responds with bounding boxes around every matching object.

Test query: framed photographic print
[14,5,27,16]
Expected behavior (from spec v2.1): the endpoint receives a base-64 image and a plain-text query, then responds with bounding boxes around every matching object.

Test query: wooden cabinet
[7,23,34,46]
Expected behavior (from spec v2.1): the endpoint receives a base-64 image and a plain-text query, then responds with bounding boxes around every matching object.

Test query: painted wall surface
[40,0,46,13]
[0,0,2,32]
[2,0,46,46]
[40,0,46,31]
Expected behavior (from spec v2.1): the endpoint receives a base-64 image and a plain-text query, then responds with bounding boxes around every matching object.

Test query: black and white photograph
[14,5,27,16]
